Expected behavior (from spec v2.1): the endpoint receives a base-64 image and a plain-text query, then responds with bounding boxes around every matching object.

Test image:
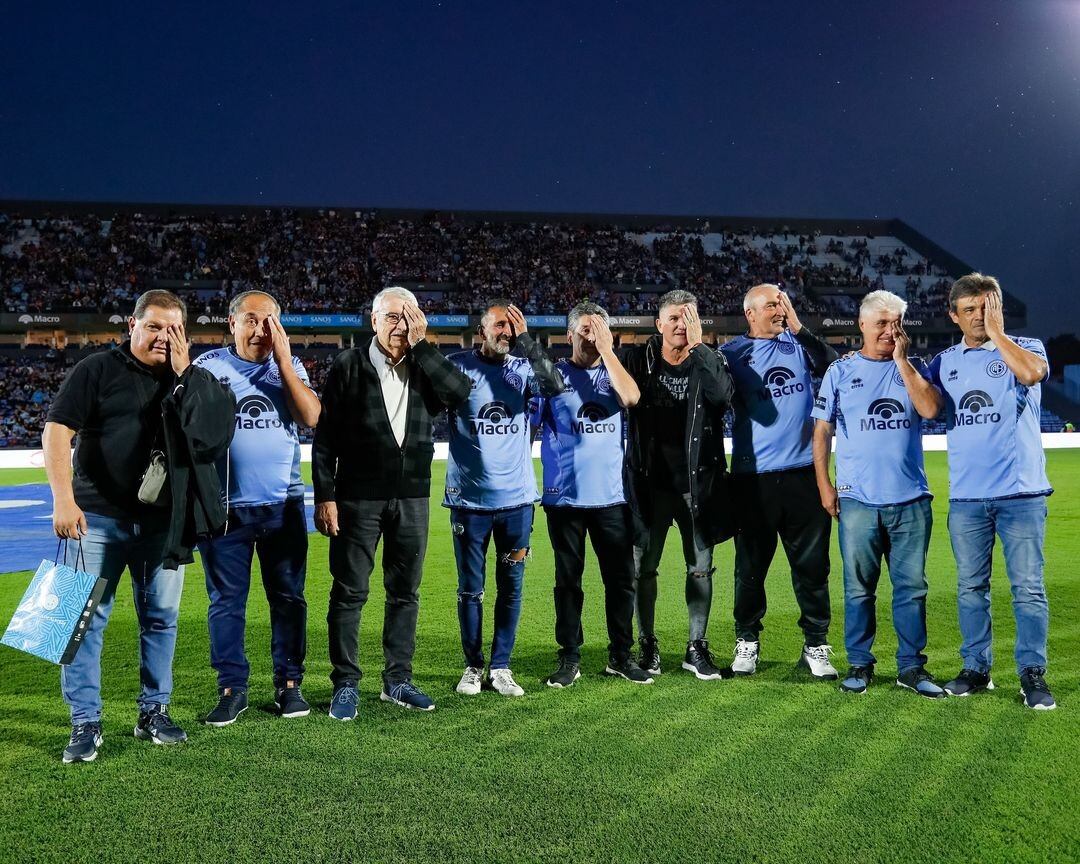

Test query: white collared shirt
[369,338,409,447]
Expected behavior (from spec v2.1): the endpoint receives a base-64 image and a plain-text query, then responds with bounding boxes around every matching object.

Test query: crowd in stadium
[1,209,956,319]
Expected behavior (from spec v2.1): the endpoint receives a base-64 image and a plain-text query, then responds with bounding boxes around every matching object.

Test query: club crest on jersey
[595,371,612,394]
[860,398,910,431]
[986,359,1007,378]
[504,370,524,391]
[956,390,1001,425]
[235,394,282,430]
[893,369,906,386]
[470,401,520,435]
[264,366,282,385]
[777,340,795,355]
[757,367,805,400]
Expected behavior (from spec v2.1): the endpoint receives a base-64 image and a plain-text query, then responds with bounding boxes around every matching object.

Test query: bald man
[719,284,838,679]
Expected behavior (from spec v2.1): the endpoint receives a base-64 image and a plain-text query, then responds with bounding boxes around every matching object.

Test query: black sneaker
[546,658,581,688]
[205,688,248,727]
[840,665,874,694]
[943,668,994,697]
[62,722,103,763]
[638,637,661,676]
[1019,667,1057,711]
[275,685,311,718]
[682,639,724,681]
[896,667,946,699]
[134,704,188,745]
[605,656,654,684]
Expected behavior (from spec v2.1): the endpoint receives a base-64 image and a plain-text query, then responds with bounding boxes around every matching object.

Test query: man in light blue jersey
[720,284,839,679]
[446,300,565,697]
[812,290,945,698]
[194,290,322,725]
[928,273,1056,709]
[534,302,653,688]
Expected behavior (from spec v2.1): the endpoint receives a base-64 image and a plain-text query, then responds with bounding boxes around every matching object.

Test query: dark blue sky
[2,1,1077,335]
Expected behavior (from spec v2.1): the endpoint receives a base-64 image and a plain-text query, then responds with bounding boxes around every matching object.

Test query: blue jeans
[451,504,534,670]
[948,496,1050,675]
[59,513,184,724]
[838,497,932,673]
[197,499,308,690]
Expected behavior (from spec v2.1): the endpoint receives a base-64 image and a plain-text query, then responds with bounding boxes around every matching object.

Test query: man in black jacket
[313,286,470,718]
[621,289,736,681]
[43,290,233,764]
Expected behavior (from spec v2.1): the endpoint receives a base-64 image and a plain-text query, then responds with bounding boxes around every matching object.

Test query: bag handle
[55,537,86,572]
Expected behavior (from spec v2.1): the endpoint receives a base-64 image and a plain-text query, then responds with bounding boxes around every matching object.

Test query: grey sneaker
[732,639,759,675]
[134,704,188,745]
[63,722,103,763]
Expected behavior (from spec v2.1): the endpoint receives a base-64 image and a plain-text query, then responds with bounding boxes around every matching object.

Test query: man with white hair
[812,290,946,697]
[720,284,838,678]
[445,299,565,698]
[313,286,470,717]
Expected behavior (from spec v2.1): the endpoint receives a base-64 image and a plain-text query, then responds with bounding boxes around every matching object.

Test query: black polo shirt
[47,342,175,522]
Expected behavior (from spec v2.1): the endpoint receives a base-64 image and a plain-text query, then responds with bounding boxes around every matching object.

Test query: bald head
[743,283,786,338]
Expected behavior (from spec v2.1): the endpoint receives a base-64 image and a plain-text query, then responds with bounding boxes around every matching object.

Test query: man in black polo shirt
[43,289,230,764]
[313,286,470,718]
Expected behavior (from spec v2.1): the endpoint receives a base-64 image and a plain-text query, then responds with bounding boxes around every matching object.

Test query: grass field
[1,453,1078,864]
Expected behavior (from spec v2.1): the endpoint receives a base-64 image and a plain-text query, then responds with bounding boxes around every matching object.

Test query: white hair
[859,289,908,320]
[372,285,418,314]
[743,283,779,312]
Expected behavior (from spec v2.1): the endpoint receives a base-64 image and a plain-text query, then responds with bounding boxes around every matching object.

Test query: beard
[486,336,511,355]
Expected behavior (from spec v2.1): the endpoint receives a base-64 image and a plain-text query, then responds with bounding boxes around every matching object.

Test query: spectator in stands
[193,290,322,727]
[928,273,1056,709]
[313,286,470,718]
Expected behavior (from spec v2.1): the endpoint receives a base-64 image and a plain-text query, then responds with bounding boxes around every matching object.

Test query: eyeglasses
[379,313,403,325]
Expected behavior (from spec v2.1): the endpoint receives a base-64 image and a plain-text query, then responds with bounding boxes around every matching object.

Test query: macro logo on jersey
[572,402,618,434]
[757,367,805,400]
[956,390,1001,425]
[235,394,283,430]
[860,398,910,431]
[470,401,520,435]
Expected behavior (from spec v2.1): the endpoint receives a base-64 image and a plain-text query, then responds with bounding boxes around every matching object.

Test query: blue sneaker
[896,667,946,699]
[1019,667,1056,711]
[943,668,994,697]
[380,680,435,711]
[63,722,103,763]
[329,683,359,721]
[840,665,873,694]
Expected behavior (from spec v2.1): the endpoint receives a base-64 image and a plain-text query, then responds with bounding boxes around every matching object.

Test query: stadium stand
[1,202,1053,448]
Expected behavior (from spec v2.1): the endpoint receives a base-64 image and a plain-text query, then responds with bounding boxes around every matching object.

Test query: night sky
[1,1,1077,336]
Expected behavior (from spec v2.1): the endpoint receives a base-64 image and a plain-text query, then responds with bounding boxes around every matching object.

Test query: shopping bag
[1,540,109,665]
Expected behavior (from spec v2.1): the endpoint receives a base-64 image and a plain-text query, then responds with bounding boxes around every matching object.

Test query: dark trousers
[198,498,308,690]
[545,504,636,663]
[327,497,429,686]
[732,466,832,645]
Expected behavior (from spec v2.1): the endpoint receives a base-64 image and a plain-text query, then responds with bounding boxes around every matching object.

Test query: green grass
[1,453,1079,864]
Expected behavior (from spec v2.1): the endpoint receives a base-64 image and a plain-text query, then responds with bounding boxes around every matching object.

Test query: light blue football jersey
[193,347,310,506]
[928,337,1051,501]
[720,331,816,474]
[444,350,539,511]
[535,359,626,508]
[812,354,930,506]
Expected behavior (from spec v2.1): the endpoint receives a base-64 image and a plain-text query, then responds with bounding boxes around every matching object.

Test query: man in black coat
[43,290,233,764]
[621,289,735,681]
[313,286,470,718]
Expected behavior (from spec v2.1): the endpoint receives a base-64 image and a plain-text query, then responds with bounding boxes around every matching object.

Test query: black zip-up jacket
[160,365,236,569]
[620,336,736,547]
[313,338,471,502]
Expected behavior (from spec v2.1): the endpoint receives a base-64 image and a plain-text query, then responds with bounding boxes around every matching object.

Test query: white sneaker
[732,639,759,675]
[488,668,525,697]
[802,644,839,679]
[456,666,483,696]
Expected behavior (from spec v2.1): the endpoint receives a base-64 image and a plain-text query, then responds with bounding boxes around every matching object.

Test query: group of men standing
[42,271,1057,764]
